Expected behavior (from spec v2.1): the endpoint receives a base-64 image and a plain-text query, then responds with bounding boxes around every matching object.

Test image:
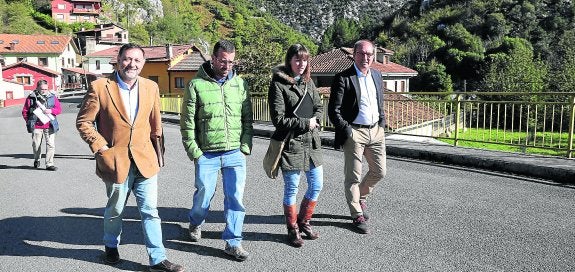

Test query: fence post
[453,93,461,147]
[568,94,575,158]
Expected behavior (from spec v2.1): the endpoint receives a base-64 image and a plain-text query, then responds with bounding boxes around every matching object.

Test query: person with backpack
[21,79,61,171]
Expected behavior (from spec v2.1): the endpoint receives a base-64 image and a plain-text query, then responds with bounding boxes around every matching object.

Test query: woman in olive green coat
[267,44,324,247]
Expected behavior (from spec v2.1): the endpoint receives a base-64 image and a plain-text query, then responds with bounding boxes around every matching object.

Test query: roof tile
[0,34,73,54]
[310,47,417,75]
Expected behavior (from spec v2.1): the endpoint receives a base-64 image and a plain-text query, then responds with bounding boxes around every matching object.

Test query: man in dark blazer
[328,40,387,234]
[76,43,184,272]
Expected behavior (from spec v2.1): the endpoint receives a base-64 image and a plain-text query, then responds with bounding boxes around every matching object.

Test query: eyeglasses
[355,52,374,57]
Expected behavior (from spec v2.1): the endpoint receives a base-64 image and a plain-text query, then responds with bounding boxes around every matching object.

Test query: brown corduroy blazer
[76,74,162,183]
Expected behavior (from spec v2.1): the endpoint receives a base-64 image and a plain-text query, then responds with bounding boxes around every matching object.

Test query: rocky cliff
[249,0,411,41]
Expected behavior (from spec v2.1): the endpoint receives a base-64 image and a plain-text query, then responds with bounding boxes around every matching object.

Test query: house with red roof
[0,34,79,93]
[85,44,200,94]
[2,61,61,95]
[51,0,101,24]
[310,47,418,95]
[0,34,79,71]
[0,57,25,107]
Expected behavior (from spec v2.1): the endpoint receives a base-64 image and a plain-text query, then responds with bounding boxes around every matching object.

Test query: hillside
[248,0,410,41]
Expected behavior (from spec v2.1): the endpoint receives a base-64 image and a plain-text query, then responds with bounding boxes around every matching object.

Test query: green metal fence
[160,92,575,158]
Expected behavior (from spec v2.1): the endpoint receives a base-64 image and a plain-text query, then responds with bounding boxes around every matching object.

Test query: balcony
[72,8,99,14]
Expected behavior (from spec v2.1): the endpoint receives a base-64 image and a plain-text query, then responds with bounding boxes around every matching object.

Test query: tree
[319,18,360,52]
[411,59,453,93]
[1,1,48,34]
[483,37,546,95]
[549,30,575,95]
[482,37,548,140]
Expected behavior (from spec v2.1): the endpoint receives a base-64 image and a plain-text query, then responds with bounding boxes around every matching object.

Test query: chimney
[166,44,173,59]
[9,42,15,50]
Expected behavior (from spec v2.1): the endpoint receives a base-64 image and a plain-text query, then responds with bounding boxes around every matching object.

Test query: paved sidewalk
[163,114,575,184]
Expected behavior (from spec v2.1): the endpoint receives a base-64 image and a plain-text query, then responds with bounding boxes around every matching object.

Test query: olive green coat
[267,65,323,171]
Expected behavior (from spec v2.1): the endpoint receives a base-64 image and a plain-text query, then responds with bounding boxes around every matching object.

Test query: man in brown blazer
[76,43,184,272]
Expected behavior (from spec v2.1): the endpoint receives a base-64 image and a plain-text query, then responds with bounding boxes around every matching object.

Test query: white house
[0,34,80,73]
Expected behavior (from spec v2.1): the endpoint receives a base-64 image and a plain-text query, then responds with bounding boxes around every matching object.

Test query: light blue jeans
[190,149,246,247]
[282,162,324,205]
[103,163,166,266]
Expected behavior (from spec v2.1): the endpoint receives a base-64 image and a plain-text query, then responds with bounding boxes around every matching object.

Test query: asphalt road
[0,100,574,272]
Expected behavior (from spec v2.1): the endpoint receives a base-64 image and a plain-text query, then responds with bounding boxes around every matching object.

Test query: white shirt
[115,72,139,124]
[352,64,379,125]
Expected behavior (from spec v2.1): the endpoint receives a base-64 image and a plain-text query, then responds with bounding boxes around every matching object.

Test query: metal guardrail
[59,90,87,98]
[160,92,575,158]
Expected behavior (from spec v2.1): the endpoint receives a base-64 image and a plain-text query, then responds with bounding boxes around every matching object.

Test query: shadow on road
[0,215,145,270]
[0,153,94,160]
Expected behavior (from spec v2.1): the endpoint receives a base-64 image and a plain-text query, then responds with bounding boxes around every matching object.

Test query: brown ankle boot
[284,204,304,247]
[297,198,319,240]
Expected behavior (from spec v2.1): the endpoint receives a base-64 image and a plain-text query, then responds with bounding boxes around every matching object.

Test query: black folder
[294,91,314,118]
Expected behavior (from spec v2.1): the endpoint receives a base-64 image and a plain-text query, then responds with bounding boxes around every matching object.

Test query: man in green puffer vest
[180,40,253,261]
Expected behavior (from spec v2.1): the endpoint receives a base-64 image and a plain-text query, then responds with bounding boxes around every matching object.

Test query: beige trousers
[343,125,387,218]
[32,128,56,167]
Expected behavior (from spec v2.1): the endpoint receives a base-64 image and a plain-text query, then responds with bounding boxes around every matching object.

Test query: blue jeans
[282,162,323,205]
[103,163,166,266]
[190,149,246,247]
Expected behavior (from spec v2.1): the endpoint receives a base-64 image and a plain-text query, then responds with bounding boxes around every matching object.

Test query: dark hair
[212,40,235,56]
[118,43,145,58]
[353,40,375,54]
[284,44,311,82]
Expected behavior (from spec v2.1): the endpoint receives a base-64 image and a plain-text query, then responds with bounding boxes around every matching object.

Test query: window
[61,58,65,66]
[15,76,32,85]
[400,81,405,92]
[38,58,48,67]
[70,15,77,21]
[149,76,159,83]
[95,60,100,70]
[57,3,65,9]
[383,81,388,91]
[175,77,185,88]
[56,14,64,21]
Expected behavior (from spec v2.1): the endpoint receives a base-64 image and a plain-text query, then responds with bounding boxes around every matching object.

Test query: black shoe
[33,161,40,168]
[352,215,370,234]
[359,200,369,221]
[46,165,57,171]
[149,259,185,272]
[104,246,120,264]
